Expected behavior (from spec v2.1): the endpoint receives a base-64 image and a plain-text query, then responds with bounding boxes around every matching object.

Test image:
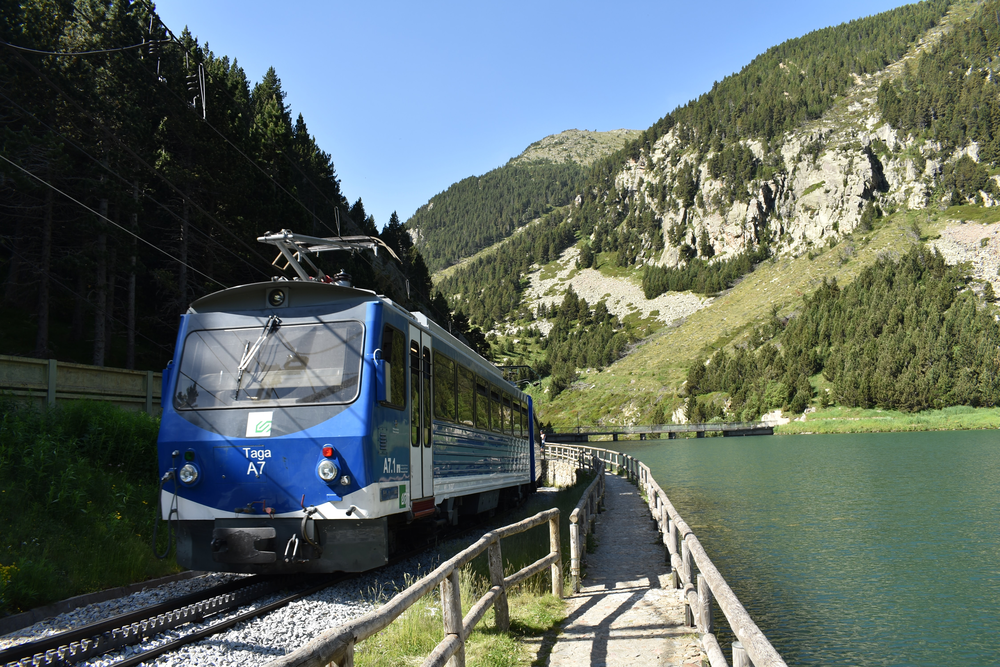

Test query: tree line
[0,0,440,370]
[406,160,586,272]
[686,246,1000,420]
[877,0,1000,175]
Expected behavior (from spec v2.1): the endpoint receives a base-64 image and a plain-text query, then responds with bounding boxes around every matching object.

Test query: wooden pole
[487,539,509,631]
[682,539,693,586]
[441,569,465,667]
[698,573,714,635]
[569,516,580,593]
[549,513,563,598]
[733,640,751,667]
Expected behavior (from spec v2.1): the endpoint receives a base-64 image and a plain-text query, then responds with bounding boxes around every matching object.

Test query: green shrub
[0,400,174,617]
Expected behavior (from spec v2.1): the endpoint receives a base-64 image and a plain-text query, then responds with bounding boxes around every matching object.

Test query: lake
[614,430,1000,666]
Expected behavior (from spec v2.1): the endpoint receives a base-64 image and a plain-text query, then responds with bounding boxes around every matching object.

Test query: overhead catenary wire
[0,37,171,57]
[0,39,277,272]
[0,86,272,282]
[1,241,178,357]
[126,15,457,325]
[0,152,226,289]
[6,8,457,332]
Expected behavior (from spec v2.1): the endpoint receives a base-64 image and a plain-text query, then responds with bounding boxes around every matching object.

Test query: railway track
[0,511,507,667]
[0,573,342,667]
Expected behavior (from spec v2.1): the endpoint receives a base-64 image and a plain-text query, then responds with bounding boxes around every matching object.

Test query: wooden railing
[545,446,607,592]
[0,354,161,414]
[266,509,563,667]
[547,444,787,667]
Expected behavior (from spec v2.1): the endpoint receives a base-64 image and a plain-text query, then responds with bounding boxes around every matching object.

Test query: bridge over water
[545,421,773,442]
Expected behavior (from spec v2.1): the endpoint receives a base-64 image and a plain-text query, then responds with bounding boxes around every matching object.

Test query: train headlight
[268,288,286,307]
[317,459,339,482]
[179,463,199,485]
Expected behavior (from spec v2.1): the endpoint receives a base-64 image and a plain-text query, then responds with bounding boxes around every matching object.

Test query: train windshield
[173,320,364,410]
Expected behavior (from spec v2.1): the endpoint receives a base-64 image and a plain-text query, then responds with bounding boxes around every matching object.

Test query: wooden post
[145,370,154,414]
[341,638,355,667]
[549,513,563,598]
[733,640,751,667]
[698,573,714,634]
[569,518,580,593]
[659,499,668,539]
[666,517,678,587]
[441,569,465,667]
[46,359,57,407]
[682,539,693,586]
[684,583,695,628]
[488,539,510,631]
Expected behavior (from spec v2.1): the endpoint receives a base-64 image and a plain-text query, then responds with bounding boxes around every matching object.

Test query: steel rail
[0,574,295,667]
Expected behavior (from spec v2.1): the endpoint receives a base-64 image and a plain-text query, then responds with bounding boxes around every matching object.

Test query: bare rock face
[610,84,979,267]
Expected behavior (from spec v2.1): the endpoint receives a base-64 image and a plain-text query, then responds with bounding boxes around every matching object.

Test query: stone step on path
[546,472,705,667]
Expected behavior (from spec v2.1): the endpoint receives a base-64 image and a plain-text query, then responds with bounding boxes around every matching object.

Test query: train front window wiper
[233,315,281,399]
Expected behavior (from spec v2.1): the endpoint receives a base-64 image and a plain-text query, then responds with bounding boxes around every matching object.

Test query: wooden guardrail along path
[0,354,162,414]
[266,509,563,667]
[549,444,788,667]
[545,421,773,442]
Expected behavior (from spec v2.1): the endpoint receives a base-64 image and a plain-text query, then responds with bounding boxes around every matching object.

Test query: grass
[801,181,826,197]
[775,405,1000,434]
[355,570,564,667]
[0,399,178,617]
[353,475,594,667]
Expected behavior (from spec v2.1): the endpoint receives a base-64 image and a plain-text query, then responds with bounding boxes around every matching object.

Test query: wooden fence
[0,354,162,414]
[545,445,607,592]
[267,508,563,667]
[551,444,787,667]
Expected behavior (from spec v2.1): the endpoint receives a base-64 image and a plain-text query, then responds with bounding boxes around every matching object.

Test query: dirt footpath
[544,473,705,667]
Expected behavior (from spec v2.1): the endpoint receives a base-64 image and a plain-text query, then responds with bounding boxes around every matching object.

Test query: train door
[408,326,434,500]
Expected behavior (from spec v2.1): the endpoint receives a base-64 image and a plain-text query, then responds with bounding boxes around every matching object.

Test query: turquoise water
[614,431,1000,666]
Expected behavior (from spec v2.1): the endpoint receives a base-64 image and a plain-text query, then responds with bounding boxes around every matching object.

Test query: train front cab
[157,282,539,574]
[158,283,406,573]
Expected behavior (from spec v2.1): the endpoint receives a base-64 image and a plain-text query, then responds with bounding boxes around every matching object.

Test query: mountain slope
[406,129,639,272]
[431,0,1000,426]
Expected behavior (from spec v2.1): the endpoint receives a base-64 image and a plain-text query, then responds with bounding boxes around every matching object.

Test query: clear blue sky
[153,0,914,231]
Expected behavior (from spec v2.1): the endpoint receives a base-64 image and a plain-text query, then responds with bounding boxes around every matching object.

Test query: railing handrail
[546,444,787,667]
[265,508,563,667]
[547,421,770,435]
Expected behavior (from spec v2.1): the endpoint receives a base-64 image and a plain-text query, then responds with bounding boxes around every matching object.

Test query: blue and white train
[156,231,540,573]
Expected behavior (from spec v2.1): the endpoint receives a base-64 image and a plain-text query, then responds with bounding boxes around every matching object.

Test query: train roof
[188,279,377,313]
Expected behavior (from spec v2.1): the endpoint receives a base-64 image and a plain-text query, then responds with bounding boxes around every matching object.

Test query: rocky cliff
[606,3,985,268]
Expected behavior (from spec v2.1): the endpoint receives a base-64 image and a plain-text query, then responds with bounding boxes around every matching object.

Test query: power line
[0,86,271,282]
[126,21,455,322]
[1,242,177,358]
[0,37,171,57]
[7,7,455,329]
[0,39,276,270]
[0,152,226,289]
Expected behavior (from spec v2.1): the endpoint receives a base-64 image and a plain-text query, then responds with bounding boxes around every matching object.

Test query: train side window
[502,393,513,435]
[381,325,405,410]
[410,341,420,446]
[422,347,432,446]
[475,377,489,430]
[433,351,456,422]
[458,365,475,426]
[516,400,524,437]
[490,385,502,434]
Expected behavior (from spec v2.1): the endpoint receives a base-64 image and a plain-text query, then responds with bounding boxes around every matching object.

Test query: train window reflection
[174,321,364,410]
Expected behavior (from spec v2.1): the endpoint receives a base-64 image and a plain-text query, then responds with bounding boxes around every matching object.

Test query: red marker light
[322,446,334,457]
